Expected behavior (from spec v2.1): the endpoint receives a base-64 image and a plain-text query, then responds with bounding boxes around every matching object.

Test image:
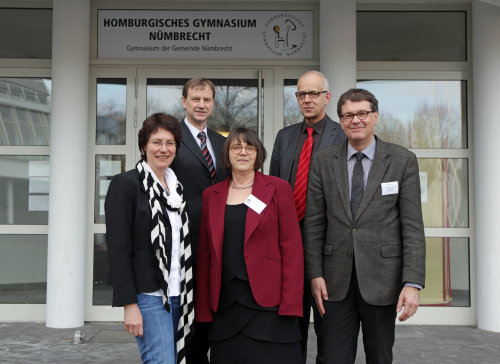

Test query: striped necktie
[293,127,314,221]
[197,131,215,183]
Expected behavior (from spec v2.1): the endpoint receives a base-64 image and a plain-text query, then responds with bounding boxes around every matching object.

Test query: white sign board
[98,10,314,59]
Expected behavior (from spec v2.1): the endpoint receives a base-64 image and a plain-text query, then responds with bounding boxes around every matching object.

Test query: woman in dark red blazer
[195,127,304,363]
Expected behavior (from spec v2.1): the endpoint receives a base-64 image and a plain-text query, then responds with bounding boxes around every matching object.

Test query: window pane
[357,80,467,149]
[0,234,47,303]
[93,233,112,305]
[147,78,260,135]
[357,11,466,61]
[418,158,468,228]
[0,78,51,146]
[95,155,125,223]
[421,237,469,307]
[96,78,127,145]
[283,79,301,127]
[0,156,49,225]
[0,8,52,59]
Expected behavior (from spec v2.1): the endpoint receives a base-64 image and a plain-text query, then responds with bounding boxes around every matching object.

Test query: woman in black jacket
[105,113,193,364]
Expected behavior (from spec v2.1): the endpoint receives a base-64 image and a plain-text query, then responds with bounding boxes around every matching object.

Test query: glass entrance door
[86,67,275,320]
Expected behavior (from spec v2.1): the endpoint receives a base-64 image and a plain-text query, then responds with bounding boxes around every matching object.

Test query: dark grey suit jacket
[171,120,228,261]
[269,115,346,182]
[303,137,426,306]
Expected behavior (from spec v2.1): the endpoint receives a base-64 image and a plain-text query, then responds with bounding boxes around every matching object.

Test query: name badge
[244,194,267,214]
[381,181,398,195]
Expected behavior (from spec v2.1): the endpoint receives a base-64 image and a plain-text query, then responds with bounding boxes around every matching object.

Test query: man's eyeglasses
[341,110,375,122]
[295,91,328,100]
[231,145,256,154]
[149,140,177,148]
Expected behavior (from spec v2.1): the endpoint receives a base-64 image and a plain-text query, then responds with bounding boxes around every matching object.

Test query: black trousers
[186,320,211,364]
[321,272,397,364]
[300,279,323,364]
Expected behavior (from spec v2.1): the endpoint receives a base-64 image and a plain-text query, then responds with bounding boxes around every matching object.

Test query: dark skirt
[208,278,302,364]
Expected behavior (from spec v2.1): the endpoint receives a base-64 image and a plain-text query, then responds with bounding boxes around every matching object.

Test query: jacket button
[346,252,352,257]
[352,228,357,232]
[244,254,249,259]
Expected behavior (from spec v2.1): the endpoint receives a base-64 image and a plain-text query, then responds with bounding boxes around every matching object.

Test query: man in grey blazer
[270,70,346,364]
[304,88,425,364]
[171,78,227,364]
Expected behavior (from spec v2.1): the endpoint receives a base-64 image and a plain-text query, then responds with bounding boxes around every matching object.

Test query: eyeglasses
[231,145,256,154]
[149,140,177,148]
[341,110,375,122]
[295,91,328,100]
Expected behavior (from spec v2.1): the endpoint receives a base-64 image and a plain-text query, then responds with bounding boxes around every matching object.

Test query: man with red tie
[269,70,346,364]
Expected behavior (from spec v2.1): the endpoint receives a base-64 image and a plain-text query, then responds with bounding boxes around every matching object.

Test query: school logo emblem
[262,13,308,57]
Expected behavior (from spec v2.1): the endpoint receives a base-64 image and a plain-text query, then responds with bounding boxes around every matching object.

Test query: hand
[124,303,144,337]
[397,286,420,322]
[310,277,328,317]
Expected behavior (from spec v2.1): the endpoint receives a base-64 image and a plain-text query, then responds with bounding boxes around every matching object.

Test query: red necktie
[294,127,314,221]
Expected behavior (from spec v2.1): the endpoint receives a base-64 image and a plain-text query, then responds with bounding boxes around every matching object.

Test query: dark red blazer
[195,171,304,321]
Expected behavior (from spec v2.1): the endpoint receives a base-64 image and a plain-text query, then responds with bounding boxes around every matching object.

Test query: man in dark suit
[304,88,426,364]
[171,78,228,364]
[269,70,346,364]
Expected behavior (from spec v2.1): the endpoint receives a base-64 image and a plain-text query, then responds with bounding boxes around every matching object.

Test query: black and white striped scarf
[137,160,194,364]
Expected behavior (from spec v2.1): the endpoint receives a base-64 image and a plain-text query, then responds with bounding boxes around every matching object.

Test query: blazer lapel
[284,124,302,181]
[332,143,353,221]
[244,172,275,245]
[207,128,225,178]
[318,116,340,150]
[181,121,210,172]
[208,178,230,262]
[355,138,390,222]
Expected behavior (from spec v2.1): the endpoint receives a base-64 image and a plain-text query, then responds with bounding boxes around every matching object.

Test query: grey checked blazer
[303,137,426,306]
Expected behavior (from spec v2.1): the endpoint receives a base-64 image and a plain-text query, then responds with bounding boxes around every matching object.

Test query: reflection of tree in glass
[375,100,460,149]
[375,113,408,146]
[411,103,465,228]
[209,85,258,133]
[97,99,126,144]
[376,101,466,229]
[410,103,459,149]
[283,86,301,127]
[146,95,185,122]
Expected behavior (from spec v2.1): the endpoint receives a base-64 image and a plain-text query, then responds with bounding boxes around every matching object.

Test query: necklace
[230,179,254,189]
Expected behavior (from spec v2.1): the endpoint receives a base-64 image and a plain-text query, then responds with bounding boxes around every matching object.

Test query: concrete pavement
[1,322,499,363]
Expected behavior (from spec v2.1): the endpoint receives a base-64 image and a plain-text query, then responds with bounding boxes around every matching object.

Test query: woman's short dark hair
[221,127,266,171]
[337,88,379,118]
[138,113,181,160]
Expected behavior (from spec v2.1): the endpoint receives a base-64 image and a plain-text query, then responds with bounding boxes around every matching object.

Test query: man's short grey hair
[298,70,330,91]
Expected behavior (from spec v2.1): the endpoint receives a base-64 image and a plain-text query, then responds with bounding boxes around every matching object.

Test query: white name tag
[244,194,267,214]
[381,181,399,195]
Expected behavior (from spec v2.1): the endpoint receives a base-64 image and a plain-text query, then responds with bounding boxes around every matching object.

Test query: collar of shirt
[143,162,179,195]
[184,117,208,147]
[347,137,377,161]
[183,117,217,168]
[301,115,328,136]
